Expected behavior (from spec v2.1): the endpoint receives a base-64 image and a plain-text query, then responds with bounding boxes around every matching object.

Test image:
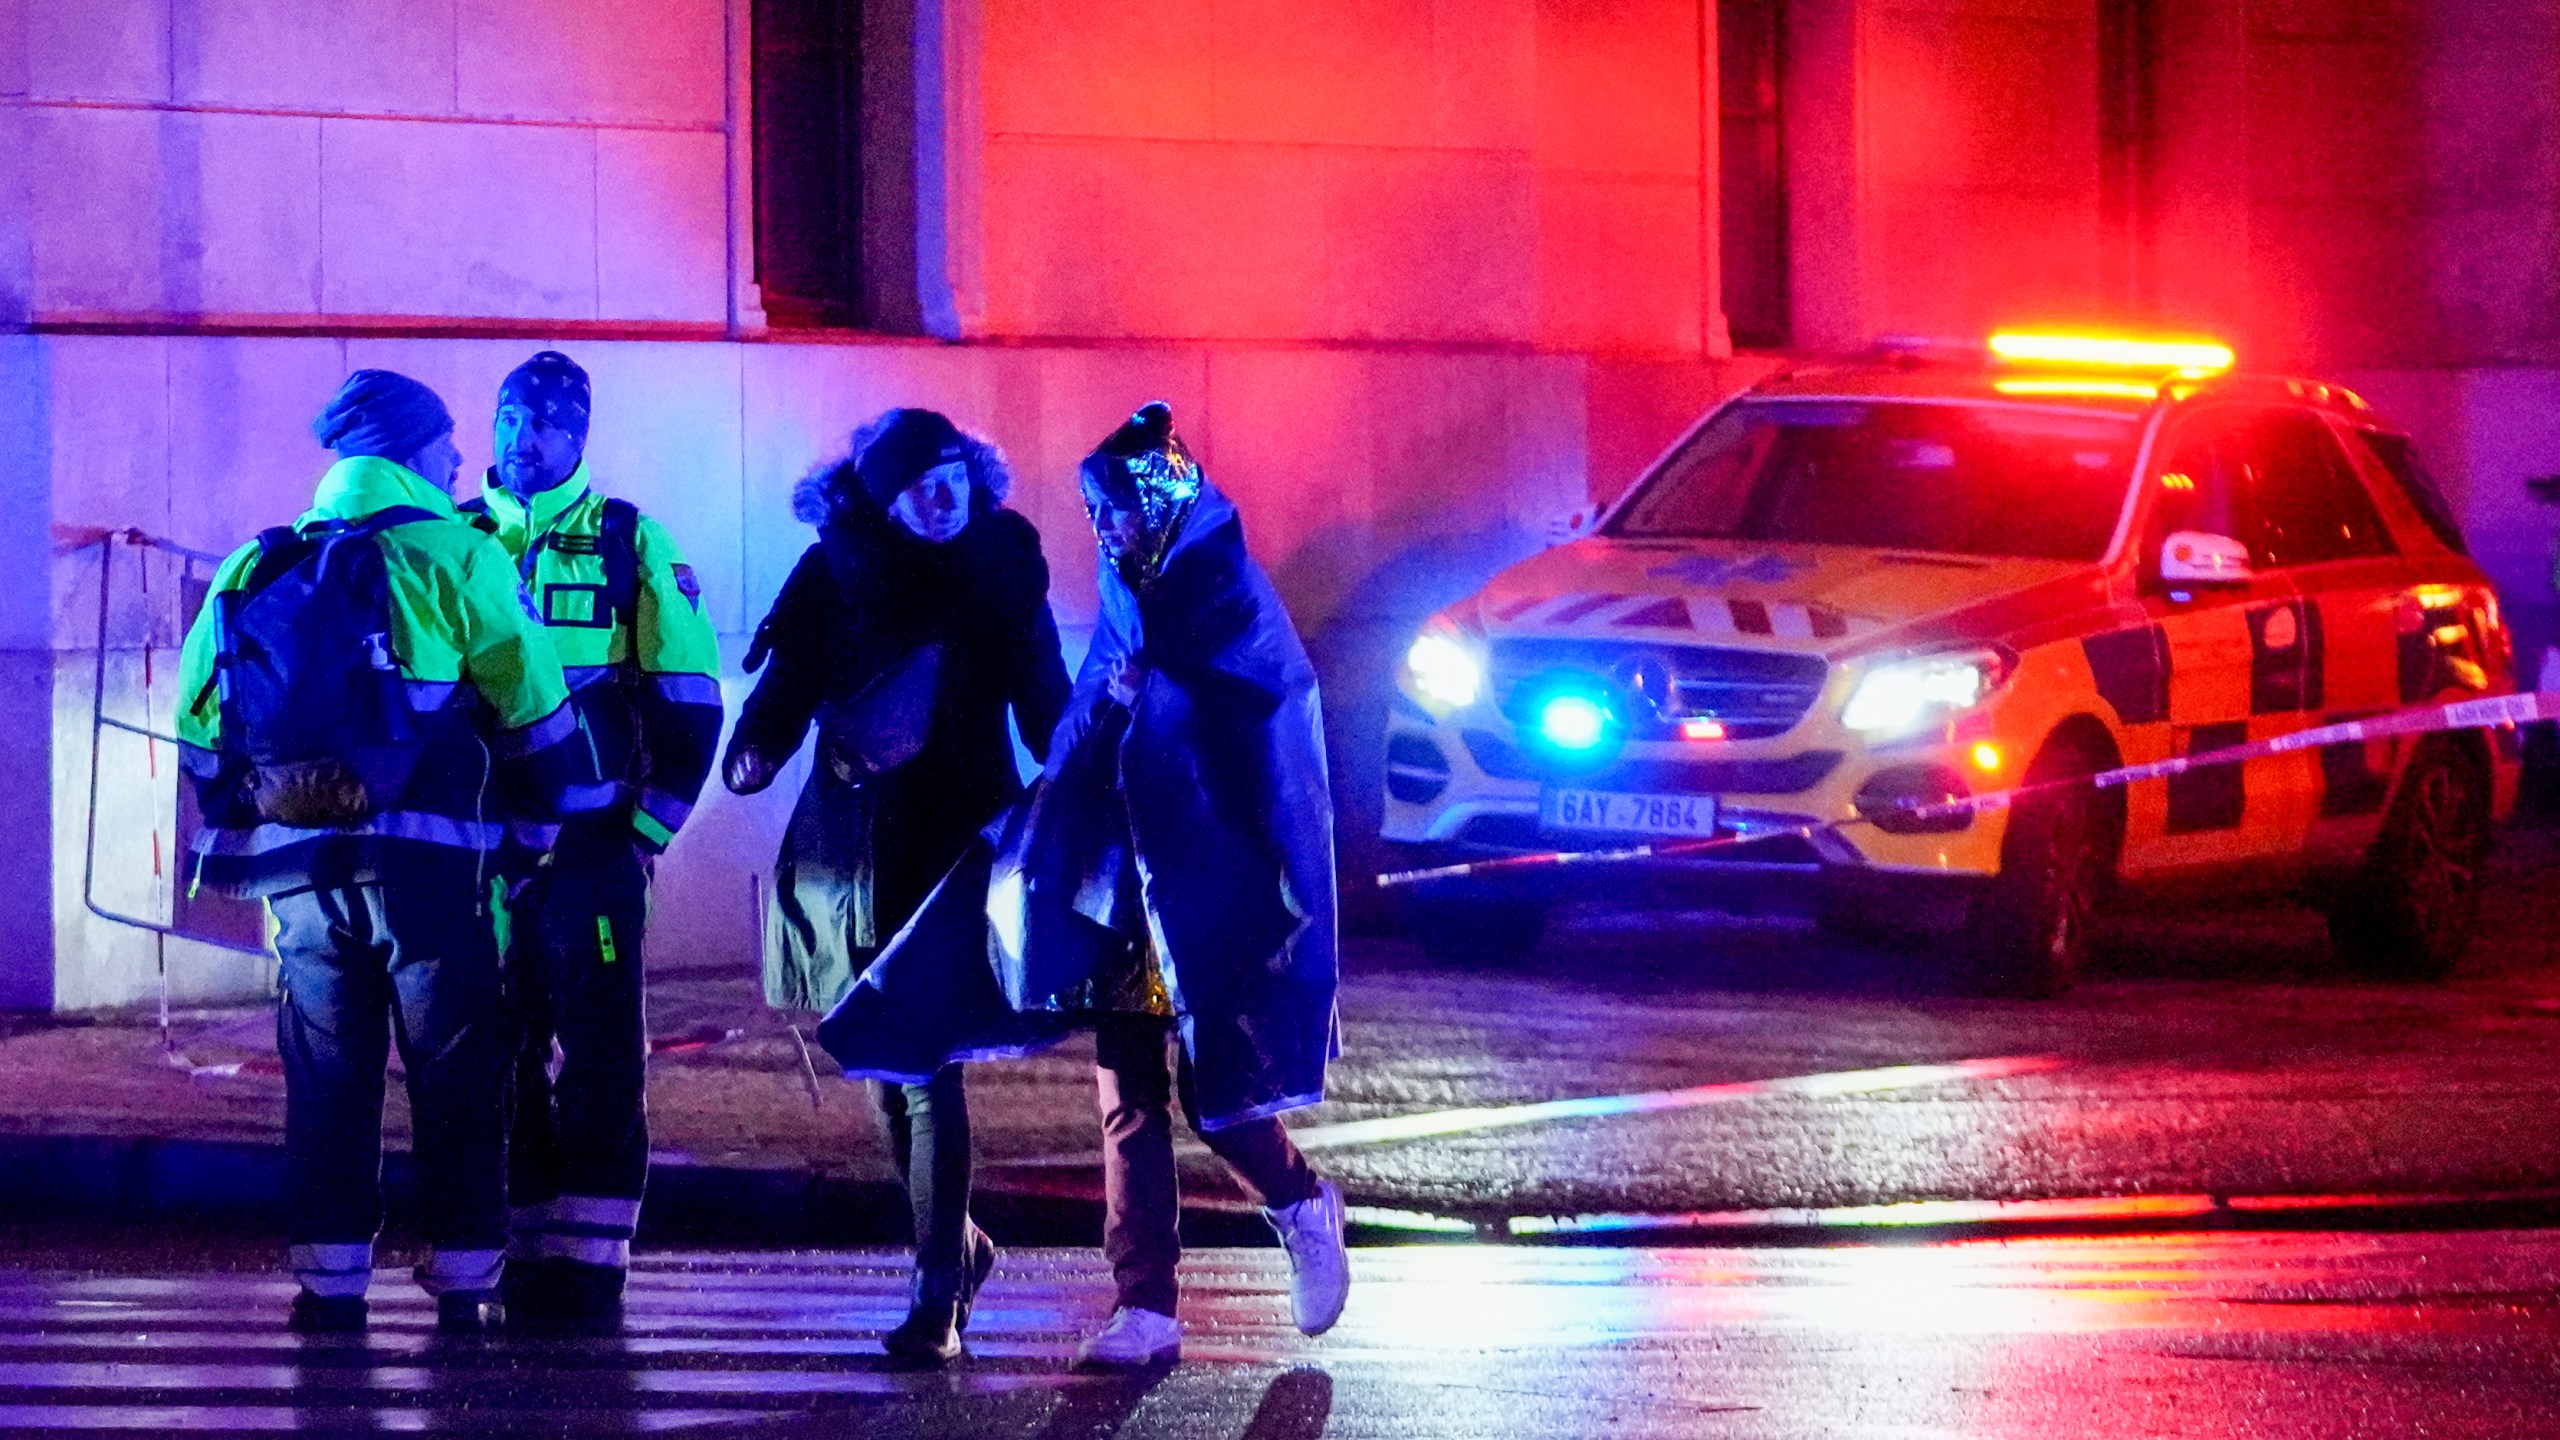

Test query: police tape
[1374,688,2555,890]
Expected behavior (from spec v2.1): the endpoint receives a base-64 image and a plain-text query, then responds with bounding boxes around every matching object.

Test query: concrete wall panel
[27,107,163,314]
[27,0,166,102]
[177,0,457,116]
[177,0,458,114]
[1532,0,1701,178]
[1865,8,2099,192]
[1426,0,1537,153]
[1536,172,1703,354]
[980,0,1215,141]
[1210,0,1440,148]
[191,113,325,316]
[456,0,725,127]
[29,107,323,319]
[1318,148,1539,345]
[979,136,1329,340]
[320,119,598,319]
[597,129,730,323]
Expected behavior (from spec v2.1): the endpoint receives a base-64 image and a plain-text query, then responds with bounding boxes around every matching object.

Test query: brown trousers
[1093,1013,1319,1317]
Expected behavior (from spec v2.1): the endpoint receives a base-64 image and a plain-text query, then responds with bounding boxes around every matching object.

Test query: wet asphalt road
[18,830,2560,1236]
[1262,827,2560,1227]
[7,1234,2560,1437]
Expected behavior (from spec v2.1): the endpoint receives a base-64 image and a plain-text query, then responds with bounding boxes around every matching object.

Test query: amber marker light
[1680,718,1728,742]
[1991,377,2163,400]
[2160,471,2197,491]
[1969,742,2004,773]
[1987,331,2236,374]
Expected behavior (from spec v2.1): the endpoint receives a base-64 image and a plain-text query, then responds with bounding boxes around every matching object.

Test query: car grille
[1488,638,1829,739]
[1460,730,1841,794]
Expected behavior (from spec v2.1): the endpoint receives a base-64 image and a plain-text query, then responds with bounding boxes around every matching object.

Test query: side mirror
[1547,505,1598,547]
[2159,530,2254,586]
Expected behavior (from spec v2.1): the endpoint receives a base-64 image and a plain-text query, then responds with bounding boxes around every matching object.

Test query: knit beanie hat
[311,369,455,462]
[854,408,968,508]
[496,350,592,443]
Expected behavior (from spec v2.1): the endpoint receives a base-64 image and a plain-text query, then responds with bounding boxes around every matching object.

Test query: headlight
[1400,624,1485,714]
[1840,647,2014,737]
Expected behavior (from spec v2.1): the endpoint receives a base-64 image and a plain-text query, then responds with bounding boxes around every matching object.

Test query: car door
[2115,404,2308,875]
[2224,407,2405,865]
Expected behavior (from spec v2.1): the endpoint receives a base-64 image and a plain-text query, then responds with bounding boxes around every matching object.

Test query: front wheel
[1965,749,2110,998]
[2327,738,2490,981]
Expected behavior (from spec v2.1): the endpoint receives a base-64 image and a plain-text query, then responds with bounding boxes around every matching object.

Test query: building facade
[3,0,2555,1010]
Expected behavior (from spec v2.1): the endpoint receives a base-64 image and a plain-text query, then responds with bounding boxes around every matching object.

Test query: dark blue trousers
[506,827,653,1272]
[270,867,509,1298]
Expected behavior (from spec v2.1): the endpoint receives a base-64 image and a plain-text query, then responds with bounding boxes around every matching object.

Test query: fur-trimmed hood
[792,412,1015,528]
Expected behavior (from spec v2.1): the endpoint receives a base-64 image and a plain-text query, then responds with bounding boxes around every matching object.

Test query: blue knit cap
[497,350,592,443]
[311,369,454,462]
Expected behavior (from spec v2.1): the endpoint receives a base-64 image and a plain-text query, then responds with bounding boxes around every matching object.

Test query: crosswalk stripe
[0,1252,1320,1435]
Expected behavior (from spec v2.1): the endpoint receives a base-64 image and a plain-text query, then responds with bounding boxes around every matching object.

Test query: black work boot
[506,1258,624,1336]
[436,1290,501,1336]
[288,1290,367,1334]
[546,1260,627,1336]
[955,1223,999,1335]
[500,1256,559,1323]
[881,1267,967,1365]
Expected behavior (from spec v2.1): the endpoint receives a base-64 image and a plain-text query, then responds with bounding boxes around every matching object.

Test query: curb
[0,1134,1287,1249]
[16,1132,2560,1249]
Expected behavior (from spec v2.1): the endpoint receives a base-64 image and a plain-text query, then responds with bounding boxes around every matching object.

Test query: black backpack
[203,507,442,829]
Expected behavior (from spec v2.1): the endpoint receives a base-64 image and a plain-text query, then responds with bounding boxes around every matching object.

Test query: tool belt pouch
[247,758,375,829]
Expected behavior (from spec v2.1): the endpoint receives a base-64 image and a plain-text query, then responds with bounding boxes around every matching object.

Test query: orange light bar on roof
[1988,331,2235,374]
[1991,377,2163,400]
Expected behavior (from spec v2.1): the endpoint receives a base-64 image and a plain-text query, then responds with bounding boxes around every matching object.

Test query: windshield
[1607,400,2143,561]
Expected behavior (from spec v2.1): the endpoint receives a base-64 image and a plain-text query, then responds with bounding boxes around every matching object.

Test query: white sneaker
[1265,1179,1349,1336]
[1075,1306,1183,1370]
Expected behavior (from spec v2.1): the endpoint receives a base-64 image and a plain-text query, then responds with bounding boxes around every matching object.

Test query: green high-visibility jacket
[176,456,608,896]
[461,465,724,853]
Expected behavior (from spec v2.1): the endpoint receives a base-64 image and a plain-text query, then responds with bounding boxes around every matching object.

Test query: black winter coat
[736,501,1069,1013]
[818,481,1340,1129]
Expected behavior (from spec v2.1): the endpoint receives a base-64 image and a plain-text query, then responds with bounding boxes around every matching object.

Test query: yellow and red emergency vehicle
[1383,332,2518,994]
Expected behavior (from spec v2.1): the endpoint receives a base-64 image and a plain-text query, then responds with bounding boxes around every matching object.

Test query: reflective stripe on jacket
[466,465,724,852]
[175,456,604,895]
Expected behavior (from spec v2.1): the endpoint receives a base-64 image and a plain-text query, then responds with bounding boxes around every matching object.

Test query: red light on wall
[1680,718,1728,742]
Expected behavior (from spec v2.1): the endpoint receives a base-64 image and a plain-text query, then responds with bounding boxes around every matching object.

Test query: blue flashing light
[1536,693,1612,751]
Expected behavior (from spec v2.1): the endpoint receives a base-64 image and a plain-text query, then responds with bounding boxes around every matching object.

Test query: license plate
[1541,788,1718,838]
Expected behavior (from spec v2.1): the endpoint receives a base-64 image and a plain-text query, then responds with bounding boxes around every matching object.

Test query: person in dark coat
[722,408,1069,1364]
[817,402,1349,1371]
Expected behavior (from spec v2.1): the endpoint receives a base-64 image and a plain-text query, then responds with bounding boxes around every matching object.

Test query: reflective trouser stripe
[288,1242,375,1298]
[414,1248,504,1296]
[532,1233,633,1268]
[508,1195,640,1270]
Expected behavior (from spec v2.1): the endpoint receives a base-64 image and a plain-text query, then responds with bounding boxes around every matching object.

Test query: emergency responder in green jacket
[177,368,605,1336]
[462,351,725,1333]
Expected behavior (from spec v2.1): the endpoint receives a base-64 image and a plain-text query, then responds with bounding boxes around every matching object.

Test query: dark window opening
[752,0,923,332]
[1719,0,1788,349]
[753,0,865,328]
[2097,0,2160,312]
